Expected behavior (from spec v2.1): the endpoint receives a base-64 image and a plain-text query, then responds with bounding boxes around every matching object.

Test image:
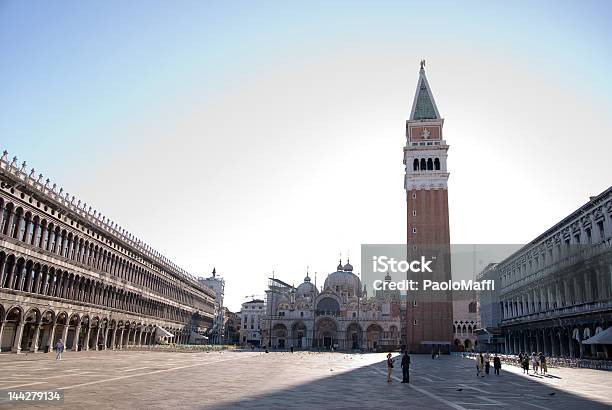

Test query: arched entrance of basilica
[291,322,307,348]
[272,324,287,349]
[346,323,362,350]
[366,324,382,351]
[315,318,338,350]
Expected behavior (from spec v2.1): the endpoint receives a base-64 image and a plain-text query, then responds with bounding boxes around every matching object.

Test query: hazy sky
[1,1,611,311]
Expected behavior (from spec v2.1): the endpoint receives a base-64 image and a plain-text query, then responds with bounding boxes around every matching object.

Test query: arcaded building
[403,61,453,353]
[262,261,401,351]
[0,151,215,353]
[499,187,612,358]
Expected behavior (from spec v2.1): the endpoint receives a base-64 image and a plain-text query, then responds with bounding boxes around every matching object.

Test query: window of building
[597,220,605,240]
[352,312,356,318]
[412,228,417,234]
[412,210,417,216]
[586,228,592,244]
[413,300,417,307]
[413,320,417,326]
[412,192,417,199]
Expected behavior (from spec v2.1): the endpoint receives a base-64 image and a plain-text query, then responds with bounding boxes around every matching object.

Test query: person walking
[493,353,501,375]
[522,354,530,374]
[531,352,538,374]
[476,353,485,377]
[386,353,394,383]
[484,352,490,375]
[401,351,411,383]
[539,352,547,375]
[55,339,64,361]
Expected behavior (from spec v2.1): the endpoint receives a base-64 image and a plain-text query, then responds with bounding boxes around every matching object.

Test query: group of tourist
[518,352,548,375]
[475,352,502,376]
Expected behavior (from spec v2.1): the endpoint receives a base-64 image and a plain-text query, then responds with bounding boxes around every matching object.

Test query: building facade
[198,269,225,344]
[475,263,505,353]
[452,297,479,352]
[262,262,401,351]
[498,187,612,358]
[223,307,239,344]
[403,61,453,353]
[0,151,215,353]
[239,299,265,347]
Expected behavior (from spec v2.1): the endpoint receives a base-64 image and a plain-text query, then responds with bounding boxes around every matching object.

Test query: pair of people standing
[386,351,411,383]
[477,352,502,376]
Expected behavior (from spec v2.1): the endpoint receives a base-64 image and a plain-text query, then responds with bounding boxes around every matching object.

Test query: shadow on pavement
[207,354,611,410]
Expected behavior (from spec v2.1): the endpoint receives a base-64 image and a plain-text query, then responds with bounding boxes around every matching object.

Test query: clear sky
[1,1,611,311]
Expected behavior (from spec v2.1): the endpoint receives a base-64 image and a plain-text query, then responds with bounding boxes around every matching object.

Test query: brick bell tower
[403,60,453,353]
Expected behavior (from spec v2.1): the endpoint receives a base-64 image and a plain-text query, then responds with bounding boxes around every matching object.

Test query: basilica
[261,260,401,351]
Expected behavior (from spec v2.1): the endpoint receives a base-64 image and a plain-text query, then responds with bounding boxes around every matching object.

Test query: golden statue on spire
[420,59,426,69]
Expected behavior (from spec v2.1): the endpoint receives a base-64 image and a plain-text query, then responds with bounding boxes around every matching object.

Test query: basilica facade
[262,261,401,351]
[0,151,215,353]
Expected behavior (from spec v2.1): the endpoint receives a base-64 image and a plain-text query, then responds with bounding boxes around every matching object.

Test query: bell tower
[403,61,453,352]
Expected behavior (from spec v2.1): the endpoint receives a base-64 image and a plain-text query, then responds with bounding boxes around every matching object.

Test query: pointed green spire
[410,61,440,120]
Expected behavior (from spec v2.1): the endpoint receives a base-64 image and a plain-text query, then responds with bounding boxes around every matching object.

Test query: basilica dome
[297,273,318,296]
[324,262,361,295]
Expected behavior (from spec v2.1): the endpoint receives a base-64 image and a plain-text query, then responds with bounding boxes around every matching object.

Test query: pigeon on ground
[456,388,463,392]
[548,392,555,396]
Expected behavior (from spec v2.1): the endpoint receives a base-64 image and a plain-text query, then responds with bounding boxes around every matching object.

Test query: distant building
[199,268,225,344]
[239,299,265,347]
[262,261,401,351]
[452,296,479,352]
[223,308,239,344]
[475,263,504,352]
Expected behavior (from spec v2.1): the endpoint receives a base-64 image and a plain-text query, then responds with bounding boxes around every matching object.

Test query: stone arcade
[498,187,612,358]
[0,151,215,353]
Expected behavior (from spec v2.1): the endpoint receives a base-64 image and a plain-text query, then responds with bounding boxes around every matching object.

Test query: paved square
[0,351,610,409]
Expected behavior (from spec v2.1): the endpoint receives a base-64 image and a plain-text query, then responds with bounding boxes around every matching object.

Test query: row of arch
[454,324,476,334]
[0,304,190,353]
[454,338,476,350]
[267,319,400,351]
[0,197,213,312]
[505,324,609,358]
[0,251,207,327]
[412,158,441,171]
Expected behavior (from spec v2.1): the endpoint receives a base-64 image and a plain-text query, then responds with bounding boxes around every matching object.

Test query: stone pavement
[0,350,610,409]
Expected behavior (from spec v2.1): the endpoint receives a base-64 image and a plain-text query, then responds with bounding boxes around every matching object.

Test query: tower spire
[410,61,440,121]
